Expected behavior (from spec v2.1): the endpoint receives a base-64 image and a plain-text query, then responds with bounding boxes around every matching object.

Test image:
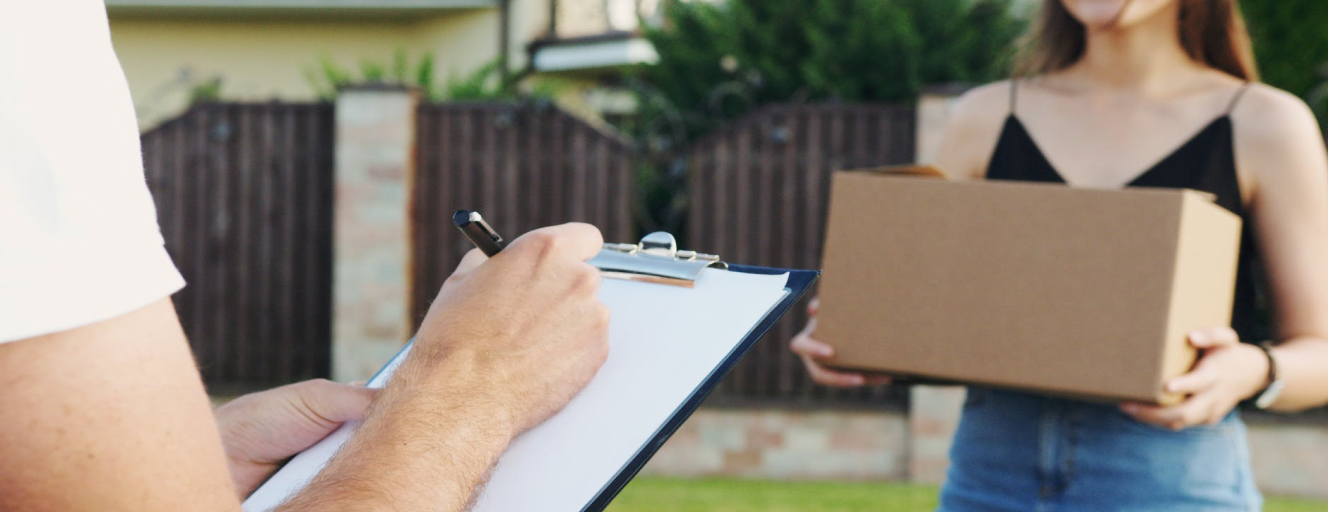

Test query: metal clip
[589,232,727,287]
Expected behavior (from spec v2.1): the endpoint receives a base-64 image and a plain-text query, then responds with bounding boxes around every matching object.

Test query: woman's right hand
[789,298,893,388]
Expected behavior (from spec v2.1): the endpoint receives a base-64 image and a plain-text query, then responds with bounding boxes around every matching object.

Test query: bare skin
[0,223,610,512]
[793,0,1328,427]
[216,379,379,498]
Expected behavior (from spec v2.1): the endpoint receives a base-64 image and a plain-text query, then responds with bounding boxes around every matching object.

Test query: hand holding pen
[399,212,611,433]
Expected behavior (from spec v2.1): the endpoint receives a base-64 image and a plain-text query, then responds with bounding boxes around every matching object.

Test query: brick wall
[641,409,908,481]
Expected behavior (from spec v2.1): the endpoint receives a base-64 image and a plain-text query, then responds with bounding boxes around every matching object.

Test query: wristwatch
[1252,341,1286,410]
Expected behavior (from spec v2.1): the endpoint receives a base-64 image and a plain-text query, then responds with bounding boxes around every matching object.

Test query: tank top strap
[1226,82,1253,114]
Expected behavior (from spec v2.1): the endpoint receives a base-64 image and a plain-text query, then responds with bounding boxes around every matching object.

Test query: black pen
[453,210,506,256]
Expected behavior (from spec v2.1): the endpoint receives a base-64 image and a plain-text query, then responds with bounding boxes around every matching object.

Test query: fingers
[1165,364,1221,395]
[790,331,833,359]
[507,223,605,263]
[806,297,819,316]
[802,356,871,387]
[1189,327,1239,349]
[1121,392,1222,430]
[790,329,885,388]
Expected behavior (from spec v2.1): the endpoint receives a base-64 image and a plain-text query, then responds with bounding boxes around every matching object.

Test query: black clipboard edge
[581,265,820,512]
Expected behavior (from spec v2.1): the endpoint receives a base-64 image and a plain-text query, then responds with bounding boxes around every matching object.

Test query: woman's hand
[215,379,379,498]
[1120,327,1270,430]
[789,298,893,388]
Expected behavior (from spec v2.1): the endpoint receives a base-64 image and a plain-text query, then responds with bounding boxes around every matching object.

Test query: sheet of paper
[244,268,790,512]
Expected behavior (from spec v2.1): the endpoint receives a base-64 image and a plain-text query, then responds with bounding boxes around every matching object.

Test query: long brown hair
[1017,0,1260,81]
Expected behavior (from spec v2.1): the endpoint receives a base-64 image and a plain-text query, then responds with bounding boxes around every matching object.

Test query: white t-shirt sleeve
[0,1,185,343]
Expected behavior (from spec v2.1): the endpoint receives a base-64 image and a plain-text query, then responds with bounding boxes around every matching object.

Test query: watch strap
[1253,341,1283,410]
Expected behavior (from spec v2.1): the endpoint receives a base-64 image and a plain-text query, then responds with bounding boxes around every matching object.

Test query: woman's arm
[1238,85,1328,412]
[1125,86,1328,429]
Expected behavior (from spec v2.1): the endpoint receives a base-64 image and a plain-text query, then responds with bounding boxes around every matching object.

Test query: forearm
[276,353,514,511]
[1267,336,1328,412]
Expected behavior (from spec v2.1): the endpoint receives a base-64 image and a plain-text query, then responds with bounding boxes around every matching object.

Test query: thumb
[1188,328,1239,350]
[286,379,379,426]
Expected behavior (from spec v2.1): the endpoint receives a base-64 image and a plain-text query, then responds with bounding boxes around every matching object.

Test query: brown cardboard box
[815,166,1242,405]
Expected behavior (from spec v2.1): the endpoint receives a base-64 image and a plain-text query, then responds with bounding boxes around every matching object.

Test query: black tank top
[985,81,1262,342]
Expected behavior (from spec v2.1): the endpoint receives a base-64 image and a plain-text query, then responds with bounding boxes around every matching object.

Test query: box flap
[846,164,948,179]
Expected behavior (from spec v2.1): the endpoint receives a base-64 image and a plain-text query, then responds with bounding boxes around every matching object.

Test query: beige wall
[109,1,550,129]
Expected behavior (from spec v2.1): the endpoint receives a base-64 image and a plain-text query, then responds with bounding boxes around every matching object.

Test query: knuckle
[585,331,610,365]
[528,231,562,257]
[574,264,603,293]
[512,230,561,264]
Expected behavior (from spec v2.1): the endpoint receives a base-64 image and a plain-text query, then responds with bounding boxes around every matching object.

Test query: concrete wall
[639,406,1328,499]
[107,0,549,128]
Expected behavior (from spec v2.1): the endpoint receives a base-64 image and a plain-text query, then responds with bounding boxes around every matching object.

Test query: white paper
[244,268,790,512]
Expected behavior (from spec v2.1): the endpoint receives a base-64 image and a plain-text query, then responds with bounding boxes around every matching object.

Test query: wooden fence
[140,102,335,391]
[689,104,917,409]
[410,102,637,324]
[136,99,920,408]
[134,98,1328,422]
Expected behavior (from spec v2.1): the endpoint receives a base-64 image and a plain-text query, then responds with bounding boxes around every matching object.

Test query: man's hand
[216,379,377,498]
[406,223,612,435]
[281,223,610,511]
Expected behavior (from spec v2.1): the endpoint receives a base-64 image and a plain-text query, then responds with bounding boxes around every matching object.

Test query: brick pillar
[332,86,420,383]
[908,83,972,485]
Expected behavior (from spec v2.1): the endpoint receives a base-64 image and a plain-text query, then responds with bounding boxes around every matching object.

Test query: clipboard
[243,232,818,512]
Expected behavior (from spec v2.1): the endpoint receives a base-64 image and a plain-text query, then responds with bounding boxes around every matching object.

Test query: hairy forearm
[276,352,514,511]
[1267,336,1328,412]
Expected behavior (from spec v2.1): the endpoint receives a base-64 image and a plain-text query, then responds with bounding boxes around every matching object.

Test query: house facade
[106,0,660,127]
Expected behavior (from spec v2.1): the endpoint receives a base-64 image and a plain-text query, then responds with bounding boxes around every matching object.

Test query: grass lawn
[607,478,1328,512]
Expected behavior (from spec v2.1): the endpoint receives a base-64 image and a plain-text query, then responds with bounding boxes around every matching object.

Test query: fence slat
[139,102,335,392]
[410,103,637,328]
[688,104,916,409]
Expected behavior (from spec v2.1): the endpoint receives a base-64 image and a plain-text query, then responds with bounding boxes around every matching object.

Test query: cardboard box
[815,166,1242,404]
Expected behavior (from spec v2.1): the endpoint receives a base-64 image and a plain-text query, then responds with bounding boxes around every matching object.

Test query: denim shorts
[937,388,1263,512]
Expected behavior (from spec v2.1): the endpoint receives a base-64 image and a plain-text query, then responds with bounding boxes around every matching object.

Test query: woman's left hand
[1120,327,1270,430]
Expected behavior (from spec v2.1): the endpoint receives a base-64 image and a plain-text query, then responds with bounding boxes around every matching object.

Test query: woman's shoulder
[1233,83,1319,139]
[930,80,1017,180]
[1231,83,1326,191]
[949,80,1017,126]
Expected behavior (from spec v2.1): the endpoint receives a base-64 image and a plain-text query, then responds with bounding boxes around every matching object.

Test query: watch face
[1255,380,1287,410]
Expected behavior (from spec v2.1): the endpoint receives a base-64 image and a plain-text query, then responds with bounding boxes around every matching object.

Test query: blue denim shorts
[938,388,1263,512]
